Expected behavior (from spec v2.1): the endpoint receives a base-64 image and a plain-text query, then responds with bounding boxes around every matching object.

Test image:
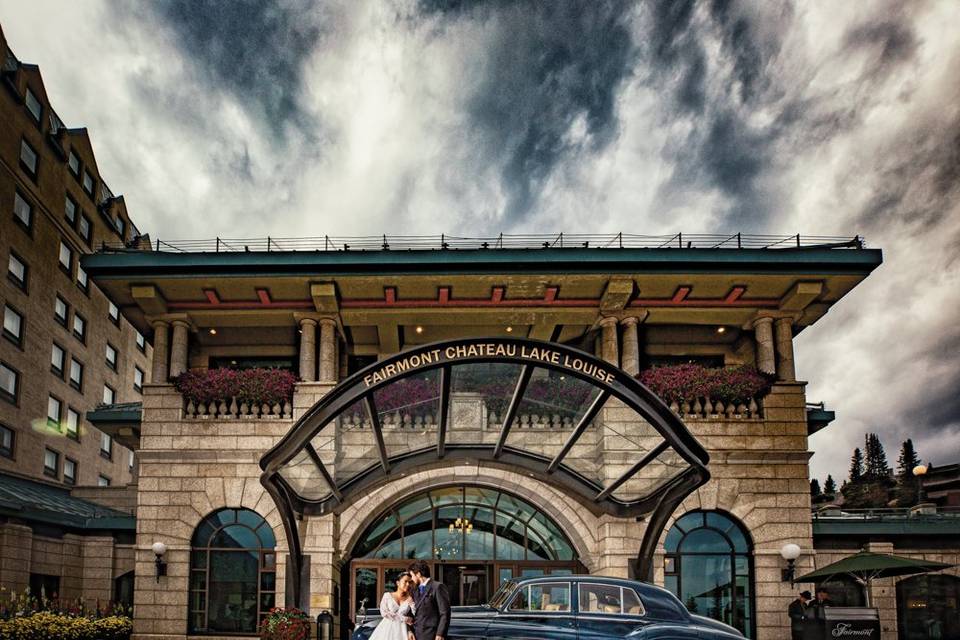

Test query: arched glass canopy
[260,337,710,606]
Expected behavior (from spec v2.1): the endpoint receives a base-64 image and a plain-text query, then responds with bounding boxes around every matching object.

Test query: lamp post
[780,543,802,583]
[912,464,928,505]
[152,541,167,582]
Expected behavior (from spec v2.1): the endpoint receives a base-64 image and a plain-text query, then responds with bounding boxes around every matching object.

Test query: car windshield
[488,580,518,609]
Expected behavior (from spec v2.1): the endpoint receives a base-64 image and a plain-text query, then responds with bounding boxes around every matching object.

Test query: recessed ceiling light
[505,326,513,333]
[209,328,217,335]
[716,326,726,334]
[415,326,424,334]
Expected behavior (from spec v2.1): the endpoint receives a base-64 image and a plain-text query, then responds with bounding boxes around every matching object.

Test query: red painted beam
[203,289,220,304]
[491,287,505,303]
[256,289,272,304]
[438,287,450,304]
[725,286,746,303]
[672,286,692,303]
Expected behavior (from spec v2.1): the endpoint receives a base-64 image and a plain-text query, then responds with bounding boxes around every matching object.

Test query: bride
[369,572,416,640]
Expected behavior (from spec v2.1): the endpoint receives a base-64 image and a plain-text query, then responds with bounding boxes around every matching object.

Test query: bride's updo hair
[396,572,413,596]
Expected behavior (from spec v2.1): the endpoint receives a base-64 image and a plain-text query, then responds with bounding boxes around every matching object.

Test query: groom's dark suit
[412,579,451,640]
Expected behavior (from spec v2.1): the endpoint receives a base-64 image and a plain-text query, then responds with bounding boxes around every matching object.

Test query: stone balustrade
[668,396,764,420]
[182,396,295,420]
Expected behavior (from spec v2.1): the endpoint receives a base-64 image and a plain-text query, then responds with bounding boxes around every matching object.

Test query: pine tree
[849,448,864,484]
[864,433,890,482]
[896,439,921,479]
[894,439,923,506]
[810,479,822,497]
[824,475,836,496]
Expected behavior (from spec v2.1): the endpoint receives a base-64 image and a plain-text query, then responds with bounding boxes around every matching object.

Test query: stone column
[298,318,318,382]
[775,317,796,381]
[620,317,641,376]
[169,320,190,378]
[151,320,170,382]
[599,317,619,367]
[752,316,776,376]
[319,318,337,383]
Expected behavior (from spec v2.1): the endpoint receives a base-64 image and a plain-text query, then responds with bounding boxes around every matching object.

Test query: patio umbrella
[793,550,954,606]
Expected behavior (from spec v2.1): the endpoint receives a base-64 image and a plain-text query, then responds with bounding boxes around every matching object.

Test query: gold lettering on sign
[363,342,616,387]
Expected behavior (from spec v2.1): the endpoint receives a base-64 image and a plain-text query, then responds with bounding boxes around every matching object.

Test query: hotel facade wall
[131,377,813,640]
[0,521,133,606]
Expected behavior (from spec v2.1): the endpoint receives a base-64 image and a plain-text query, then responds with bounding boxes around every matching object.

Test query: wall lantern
[152,541,167,582]
[317,610,334,640]
[780,543,802,583]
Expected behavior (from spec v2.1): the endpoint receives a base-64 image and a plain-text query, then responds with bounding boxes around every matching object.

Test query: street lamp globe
[780,543,802,561]
[912,464,928,476]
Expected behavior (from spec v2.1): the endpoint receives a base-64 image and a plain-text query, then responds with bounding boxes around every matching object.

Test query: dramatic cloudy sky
[2,1,958,481]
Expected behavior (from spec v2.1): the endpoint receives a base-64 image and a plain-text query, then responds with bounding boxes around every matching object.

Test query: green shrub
[0,612,131,640]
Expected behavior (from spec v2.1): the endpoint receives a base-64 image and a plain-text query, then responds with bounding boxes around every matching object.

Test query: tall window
[134,367,144,393]
[65,194,77,224]
[66,407,79,441]
[25,88,42,123]
[103,384,115,405]
[7,253,28,290]
[108,301,120,325]
[3,305,24,348]
[68,150,80,176]
[69,358,84,391]
[0,362,19,404]
[189,508,277,634]
[76,266,88,294]
[73,313,86,342]
[106,343,118,370]
[47,396,62,430]
[54,295,69,326]
[82,170,95,197]
[63,457,77,485]
[100,432,112,459]
[59,241,73,274]
[13,191,32,230]
[43,448,59,478]
[51,343,66,377]
[78,213,92,243]
[663,511,755,638]
[0,424,14,459]
[19,139,38,178]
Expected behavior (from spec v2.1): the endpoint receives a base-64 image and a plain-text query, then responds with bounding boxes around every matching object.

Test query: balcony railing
[96,233,867,254]
[812,506,960,521]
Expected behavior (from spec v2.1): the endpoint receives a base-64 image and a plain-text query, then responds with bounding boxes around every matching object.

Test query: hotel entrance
[347,486,580,614]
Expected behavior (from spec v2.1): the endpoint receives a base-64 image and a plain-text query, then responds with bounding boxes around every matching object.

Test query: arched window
[897,574,960,640]
[189,508,277,634]
[663,511,755,638]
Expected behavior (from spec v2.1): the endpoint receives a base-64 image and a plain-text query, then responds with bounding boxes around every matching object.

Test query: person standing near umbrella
[803,587,831,640]
[787,590,811,640]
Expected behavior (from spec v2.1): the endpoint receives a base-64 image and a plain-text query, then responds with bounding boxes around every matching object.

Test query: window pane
[354,568,378,615]
[211,524,260,549]
[44,449,58,473]
[207,550,259,633]
[79,215,91,241]
[0,364,17,397]
[14,192,32,226]
[134,368,144,389]
[8,254,26,284]
[65,196,76,222]
[100,431,112,453]
[679,528,729,553]
[64,459,76,483]
[55,297,68,322]
[25,89,42,121]
[82,171,94,193]
[623,588,644,615]
[77,267,87,288]
[4,306,22,341]
[73,314,85,338]
[47,396,61,423]
[59,242,72,269]
[98,475,110,487]
[68,152,79,174]
[109,301,119,321]
[530,583,570,612]
[20,140,37,173]
[580,583,623,614]
[66,409,79,437]
[106,344,117,366]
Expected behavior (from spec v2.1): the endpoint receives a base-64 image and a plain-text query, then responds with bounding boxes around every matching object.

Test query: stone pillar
[169,320,190,378]
[298,318,318,382]
[599,317,619,367]
[775,317,796,381]
[752,316,776,376]
[151,320,170,382]
[620,317,641,376]
[319,318,337,383]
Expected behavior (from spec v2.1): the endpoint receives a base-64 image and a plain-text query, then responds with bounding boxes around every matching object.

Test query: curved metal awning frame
[260,337,710,605]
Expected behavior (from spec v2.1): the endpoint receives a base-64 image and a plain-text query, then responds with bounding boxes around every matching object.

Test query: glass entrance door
[440,564,490,606]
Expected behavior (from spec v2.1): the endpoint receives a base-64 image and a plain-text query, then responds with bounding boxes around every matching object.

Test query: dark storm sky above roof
[1,0,958,481]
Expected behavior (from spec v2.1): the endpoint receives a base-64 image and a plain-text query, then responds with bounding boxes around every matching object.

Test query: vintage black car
[352,575,743,639]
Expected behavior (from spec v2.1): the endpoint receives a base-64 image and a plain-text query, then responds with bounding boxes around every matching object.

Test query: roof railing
[96,233,867,254]
[812,506,960,520]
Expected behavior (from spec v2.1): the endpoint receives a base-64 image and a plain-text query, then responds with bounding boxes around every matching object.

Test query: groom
[405,561,450,640]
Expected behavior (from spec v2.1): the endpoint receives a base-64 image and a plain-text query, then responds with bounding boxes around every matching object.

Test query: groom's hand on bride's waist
[404,617,414,625]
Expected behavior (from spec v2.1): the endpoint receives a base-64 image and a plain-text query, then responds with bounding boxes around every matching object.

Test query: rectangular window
[0,363,19,404]
[51,343,66,377]
[13,191,32,230]
[54,295,69,326]
[76,266,88,294]
[136,330,145,353]
[134,367,144,393]
[47,395,62,429]
[59,241,73,273]
[65,407,79,440]
[102,384,115,405]
[72,313,86,342]
[108,301,120,325]
[63,458,77,485]
[100,431,112,460]
[3,305,24,348]
[68,150,80,176]
[105,343,118,370]
[7,252,28,290]
[25,88,42,123]
[128,449,134,470]
[115,216,126,237]
[82,170,95,196]
[69,358,83,391]
[78,213,92,243]
[65,194,77,224]
[98,474,110,487]
[19,138,38,177]
[0,424,14,459]
[43,449,59,478]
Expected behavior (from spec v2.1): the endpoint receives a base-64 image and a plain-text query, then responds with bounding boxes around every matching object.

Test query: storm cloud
[1,0,958,480]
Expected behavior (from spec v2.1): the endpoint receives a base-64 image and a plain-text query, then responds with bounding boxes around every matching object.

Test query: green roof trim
[86,402,142,425]
[806,407,836,435]
[0,473,135,531]
[82,247,883,279]
[813,518,960,537]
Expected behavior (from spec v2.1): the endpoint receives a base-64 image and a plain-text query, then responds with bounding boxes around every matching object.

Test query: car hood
[689,614,744,637]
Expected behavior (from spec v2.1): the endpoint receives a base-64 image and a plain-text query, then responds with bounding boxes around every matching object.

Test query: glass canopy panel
[332,399,378,485]
[375,369,440,461]
[449,363,523,447]
[609,446,688,503]
[277,449,330,500]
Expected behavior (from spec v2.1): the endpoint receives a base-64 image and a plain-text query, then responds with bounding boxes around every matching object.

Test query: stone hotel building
[0,23,152,607]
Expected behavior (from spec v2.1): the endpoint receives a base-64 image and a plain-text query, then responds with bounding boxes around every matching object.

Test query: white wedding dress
[369,592,415,640]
